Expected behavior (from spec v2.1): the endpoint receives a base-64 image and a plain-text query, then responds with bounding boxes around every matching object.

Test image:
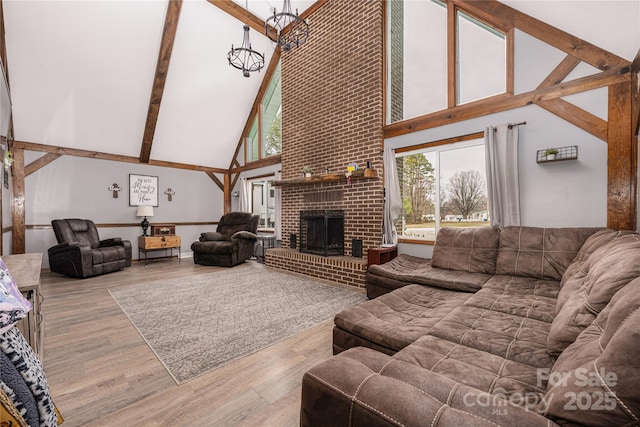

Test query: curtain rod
[494,121,527,131]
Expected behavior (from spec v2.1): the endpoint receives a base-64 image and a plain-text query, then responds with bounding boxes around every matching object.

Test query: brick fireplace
[264,1,385,288]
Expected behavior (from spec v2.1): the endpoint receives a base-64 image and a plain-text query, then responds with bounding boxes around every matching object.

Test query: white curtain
[383,146,402,245]
[484,124,520,227]
[274,171,282,240]
[239,178,249,212]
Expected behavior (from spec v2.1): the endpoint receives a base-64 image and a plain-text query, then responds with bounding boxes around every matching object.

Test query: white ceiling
[2,0,639,170]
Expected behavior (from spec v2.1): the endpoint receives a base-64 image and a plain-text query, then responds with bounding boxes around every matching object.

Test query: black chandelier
[228,0,265,77]
[265,0,309,52]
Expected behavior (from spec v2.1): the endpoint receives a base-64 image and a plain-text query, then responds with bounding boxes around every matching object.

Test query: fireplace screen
[299,210,345,256]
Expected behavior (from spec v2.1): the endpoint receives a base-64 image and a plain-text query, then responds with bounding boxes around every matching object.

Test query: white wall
[22,153,223,267]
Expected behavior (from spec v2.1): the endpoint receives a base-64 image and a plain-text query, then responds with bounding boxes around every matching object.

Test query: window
[387,0,509,123]
[395,136,488,241]
[247,117,259,162]
[247,176,276,230]
[262,62,281,157]
[244,60,282,163]
[456,11,506,104]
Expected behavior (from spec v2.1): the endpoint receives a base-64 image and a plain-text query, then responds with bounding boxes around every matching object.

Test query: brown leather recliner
[48,219,132,278]
[191,212,259,267]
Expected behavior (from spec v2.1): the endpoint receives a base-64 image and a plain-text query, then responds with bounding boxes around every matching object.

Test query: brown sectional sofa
[301,226,640,426]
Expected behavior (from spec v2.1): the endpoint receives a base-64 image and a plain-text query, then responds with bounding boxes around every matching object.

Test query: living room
[0,0,638,426]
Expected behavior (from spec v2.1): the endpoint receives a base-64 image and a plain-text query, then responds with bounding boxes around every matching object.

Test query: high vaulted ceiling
[2,0,638,171]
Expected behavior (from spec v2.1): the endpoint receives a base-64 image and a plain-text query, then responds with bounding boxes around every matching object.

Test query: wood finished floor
[40,259,346,426]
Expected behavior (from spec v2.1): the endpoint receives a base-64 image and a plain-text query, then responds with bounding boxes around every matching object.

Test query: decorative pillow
[0,258,31,335]
[431,226,499,274]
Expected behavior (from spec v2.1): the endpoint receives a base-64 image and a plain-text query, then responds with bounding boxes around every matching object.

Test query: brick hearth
[265,248,367,289]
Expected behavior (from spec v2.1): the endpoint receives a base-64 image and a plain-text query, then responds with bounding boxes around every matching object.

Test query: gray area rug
[109,266,365,384]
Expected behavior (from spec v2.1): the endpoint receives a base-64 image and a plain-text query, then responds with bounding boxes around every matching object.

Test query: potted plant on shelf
[302,166,313,178]
[544,148,559,161]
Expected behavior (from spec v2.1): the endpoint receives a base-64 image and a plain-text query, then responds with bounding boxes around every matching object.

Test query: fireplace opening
[299,210,344,256]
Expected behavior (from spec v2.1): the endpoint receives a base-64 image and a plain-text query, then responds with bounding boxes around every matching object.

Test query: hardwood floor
[40,259,346,426]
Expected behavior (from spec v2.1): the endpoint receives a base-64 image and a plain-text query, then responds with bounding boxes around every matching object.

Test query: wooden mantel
[274,168,378,187]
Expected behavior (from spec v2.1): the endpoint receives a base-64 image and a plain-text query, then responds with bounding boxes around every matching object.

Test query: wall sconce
[232,191,239,197]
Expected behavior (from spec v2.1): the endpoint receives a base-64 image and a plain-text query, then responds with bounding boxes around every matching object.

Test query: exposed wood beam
[446,4,456,108]
[536,99,607,141]
[223,173,231,214]
[11,148,25,254]
[206,172,224,191]
[140,0,183,163]
[13,141,227,174]
[633,49,640,136]
[231,172,240,190]
[537,55,581,89]
[207,0,270,35]
[607,81,636,230]
[450,0,629,71]
[229,154,281,174]
[506,27,514,95]
[384,64,631,138]
[25,153,61,176]
[299,0,328,20]
[535,56,606,141]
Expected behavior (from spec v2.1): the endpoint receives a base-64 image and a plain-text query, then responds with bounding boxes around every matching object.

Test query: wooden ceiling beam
[207,0,270,35]
[385,64,631,138]
[140,0,183,163]
[25,153,61,176]
[449,0,629,71]
[13,140,227,174]
[206,172,224,191]
[537,55,581,89]
[536,99,607,141]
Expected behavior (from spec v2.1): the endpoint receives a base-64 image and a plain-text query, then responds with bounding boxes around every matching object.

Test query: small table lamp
[136,205,154,236]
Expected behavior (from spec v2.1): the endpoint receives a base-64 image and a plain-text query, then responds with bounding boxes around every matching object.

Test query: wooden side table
[4,253,44,359]
[367,246,398,267]
[138,235,181,265]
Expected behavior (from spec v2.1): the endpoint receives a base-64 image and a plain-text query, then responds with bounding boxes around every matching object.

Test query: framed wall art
[129,174,158,207]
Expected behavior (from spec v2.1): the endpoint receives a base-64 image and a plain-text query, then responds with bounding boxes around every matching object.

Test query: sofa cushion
[395,334,547,407]
[367,254,491,292]
[333,284,471,353]
[496,227,599,281]
[190,240,236,254]
[302,347,557,427]
[431,226,500,274]
[427,304,555,369]
[541,277,640,426]
[547,232,640,357]
[466,275,560,323]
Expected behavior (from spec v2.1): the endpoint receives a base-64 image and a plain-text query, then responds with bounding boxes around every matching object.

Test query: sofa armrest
[47,241,83,256]
[99,238,132,267]
[231,231,257,241]
[301,347,559,427]
[200,232,226,241]
[99,237,122,246]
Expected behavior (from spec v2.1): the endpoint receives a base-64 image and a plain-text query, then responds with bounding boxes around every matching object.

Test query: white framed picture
[129,174,159,207]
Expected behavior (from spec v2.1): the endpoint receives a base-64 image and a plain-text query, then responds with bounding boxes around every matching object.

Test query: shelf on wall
[273,168,378,187]
[536,145,578,164]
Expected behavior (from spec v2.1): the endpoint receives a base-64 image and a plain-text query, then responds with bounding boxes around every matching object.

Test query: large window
[387,0,508,123]
[396,136,488,241]
[245,61,282,163]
